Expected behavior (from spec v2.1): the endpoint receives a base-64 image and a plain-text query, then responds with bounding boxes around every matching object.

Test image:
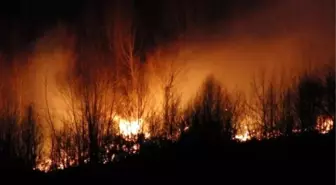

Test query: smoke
[0,0,332,165]
[28,24,75,130]
[156,0,335,102]
[0,0,333,145]
[0,0,332,123]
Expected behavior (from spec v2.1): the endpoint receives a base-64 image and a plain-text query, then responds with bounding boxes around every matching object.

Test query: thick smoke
[160,0,335,102]
[0,0,333,142]
[0,0,331,121]
[28,25,75,130]
[25,0,334,115]
[0,0,332,165]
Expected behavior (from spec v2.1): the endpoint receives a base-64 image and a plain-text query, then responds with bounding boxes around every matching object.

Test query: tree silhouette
[186,75,235,143]
[280,88,295,136]
[295,71,324,131]
[323,62,335,120]
[250,70,268,137]
[0,65,42,170]
[20,104,43,169]
[250,69,287,138]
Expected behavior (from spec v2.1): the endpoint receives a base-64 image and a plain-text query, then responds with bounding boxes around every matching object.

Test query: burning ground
[0,0,334,183]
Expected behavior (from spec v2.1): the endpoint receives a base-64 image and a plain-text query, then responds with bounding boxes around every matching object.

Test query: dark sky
[0,0,271,54]
[0,0,84,52]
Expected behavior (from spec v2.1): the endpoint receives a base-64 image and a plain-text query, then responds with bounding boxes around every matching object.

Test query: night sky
[0,0,272,53]
[0,1,334,180]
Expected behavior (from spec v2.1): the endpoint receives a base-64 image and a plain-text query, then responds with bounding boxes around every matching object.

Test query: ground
[4,132,334,185]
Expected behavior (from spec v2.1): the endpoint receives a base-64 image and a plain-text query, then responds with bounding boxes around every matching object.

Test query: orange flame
[234,131,251,142]
[114,115,150,139]
[316,116,334,134]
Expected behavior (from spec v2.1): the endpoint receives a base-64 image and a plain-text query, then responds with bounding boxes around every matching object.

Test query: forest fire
[33,115,151,172]
[114,116,150,139]
[316,116,334,134]
[233,115,335,142]
[0,0,333,180]
[234,131,251,142]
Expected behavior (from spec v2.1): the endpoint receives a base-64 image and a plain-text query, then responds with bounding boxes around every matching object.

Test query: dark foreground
[3,132,335,185]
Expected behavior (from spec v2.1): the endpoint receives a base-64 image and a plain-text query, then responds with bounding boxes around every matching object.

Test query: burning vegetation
[0,0,334,174]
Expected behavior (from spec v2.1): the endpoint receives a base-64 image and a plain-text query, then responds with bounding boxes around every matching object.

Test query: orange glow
[234,130,251,142]
[3,0,334,172]
[316,116,334,134]
[234,115,261,142]
[35,114,151,172]
[114,115,150,139]
[34,159,52,172]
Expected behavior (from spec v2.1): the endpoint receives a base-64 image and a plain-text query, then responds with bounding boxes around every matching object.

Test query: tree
[229,90,247,138]
[77,67,114,164]
[149,53,184,140]
[187,75,235,143]
[322,62,335,119]
[162,69,182,140]
[57,73,88,166]
[280,88,295,135]
[250,69,269,138]
[72,6,120,163]
[20,104,43,169]
[44,76,62,169]
[106,0,150,138]
[0,60,42,170]
[250,69,286,138]
[0,84,21,166]
[294,71,324,132]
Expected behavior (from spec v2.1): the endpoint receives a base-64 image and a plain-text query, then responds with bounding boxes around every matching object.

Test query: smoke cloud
[0,0,334,131]
[0,0,333,164]
[161,0,335,101]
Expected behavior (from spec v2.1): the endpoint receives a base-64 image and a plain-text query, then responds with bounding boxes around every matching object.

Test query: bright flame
[234,116,256,142]
[234,131,251,142]
[35,114,334,172]
[34,159,52,172]
[34,115,151,172]
[316,115,334,134]
[114,116,150,139]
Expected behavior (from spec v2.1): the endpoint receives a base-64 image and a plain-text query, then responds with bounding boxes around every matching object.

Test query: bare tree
[50,54,120,167]
[56,70,88,166]
[322,61,335,120]
[163,82,181,140]
[279,88,295,136]
[186,75,235,142]
[250,69,286,138]
[0,62,43,170]
[77,67,112,164]
[229,90,247,138]
[161,62,183,140]
[19,104,43,168]
[146,110,162,138]
[294,70,324,132]
[265,79,279,137]
[44,76,62,169]
[0,83,21,164]
[250,69,268,137]
[107,1,151,138]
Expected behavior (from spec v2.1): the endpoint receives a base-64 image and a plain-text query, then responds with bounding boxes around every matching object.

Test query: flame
[35,114,334,172]
[234,116,257,142]
[34,115,151,172]
[233,114,335,142]
[114,116,150,139]
[34,159,52,172]
[234,131,251,142]
[316,115,334,134]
